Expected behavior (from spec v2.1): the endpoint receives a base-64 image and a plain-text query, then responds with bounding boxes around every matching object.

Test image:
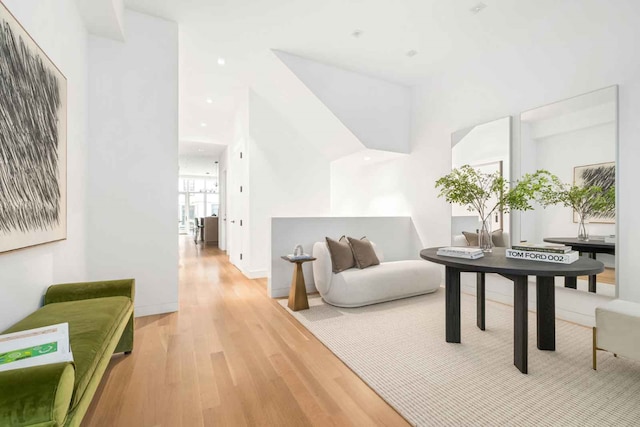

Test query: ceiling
[123,0,604,148]
[179,140,227,157]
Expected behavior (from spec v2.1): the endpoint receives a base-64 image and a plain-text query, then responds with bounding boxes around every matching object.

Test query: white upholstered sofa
[312,241,441,308]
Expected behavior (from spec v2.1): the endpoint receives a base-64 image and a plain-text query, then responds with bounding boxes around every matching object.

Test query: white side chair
[593,299,640,369]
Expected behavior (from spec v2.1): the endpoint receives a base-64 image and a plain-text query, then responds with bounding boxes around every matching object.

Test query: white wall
[76,0,125,41]
[274,50,412,154]
[0,0,89,331]
[217,147,229,251]
[249,51,364,161]
[178,155,219,176]
[270,217,423,297]
[246,91,332,278]
[86,10,179,317]
[451,117,511,240]
[330,0,640,306]
[529,124,616,239]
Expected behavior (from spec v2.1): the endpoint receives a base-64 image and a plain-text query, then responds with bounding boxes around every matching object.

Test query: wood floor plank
[82,236,408,426]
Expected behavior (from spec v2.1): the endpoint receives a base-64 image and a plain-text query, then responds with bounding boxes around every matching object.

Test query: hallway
[83,236,406,426]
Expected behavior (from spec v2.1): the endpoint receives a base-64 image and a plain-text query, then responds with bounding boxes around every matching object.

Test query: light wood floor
[580,267,616,285]
[83,237,408,426]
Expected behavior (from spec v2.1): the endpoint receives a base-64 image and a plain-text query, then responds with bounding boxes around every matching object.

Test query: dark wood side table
[420,247,604,374]
[543,237,615,293]
[281,256,316,311]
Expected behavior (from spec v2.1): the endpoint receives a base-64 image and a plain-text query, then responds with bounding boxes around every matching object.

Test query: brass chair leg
[592,327,597,370]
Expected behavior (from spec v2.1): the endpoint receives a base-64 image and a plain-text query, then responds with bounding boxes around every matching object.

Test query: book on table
[0,323,73,373]
[437,247,484,259]
[506,248,579,264]
[511,242,571,254]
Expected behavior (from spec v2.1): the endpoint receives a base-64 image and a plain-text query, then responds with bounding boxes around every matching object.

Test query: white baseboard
[135,302,179,317]
[243,269,268,279]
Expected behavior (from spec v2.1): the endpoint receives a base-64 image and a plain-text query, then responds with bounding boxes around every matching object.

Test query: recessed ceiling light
[406,50,418,58]
[206,98,213,104]
[217,57,225,66]
[364,156,372,161]
[470,2,487,14]
[351,29,363,38]
[200,122,207,127]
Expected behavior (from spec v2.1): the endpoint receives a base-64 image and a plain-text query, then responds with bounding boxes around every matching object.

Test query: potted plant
[539,177,615,241]
[435,165,558,252]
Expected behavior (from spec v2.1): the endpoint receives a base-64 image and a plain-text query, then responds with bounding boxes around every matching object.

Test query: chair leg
[592,327,597,370]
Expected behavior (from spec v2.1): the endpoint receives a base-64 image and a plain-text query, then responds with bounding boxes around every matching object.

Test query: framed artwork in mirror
[573,161,616,224]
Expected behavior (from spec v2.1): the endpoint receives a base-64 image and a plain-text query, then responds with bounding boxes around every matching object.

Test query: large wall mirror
[451,117,511,245]
[520,86,618,296]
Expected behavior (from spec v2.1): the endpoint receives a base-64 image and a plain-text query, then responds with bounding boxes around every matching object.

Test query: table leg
[477,272,485,331]
[536,276,556,351]
[445,267,461,343]
[588,253,597,293]
[514,276,528,374]
[288,263,309,311]
[564,277,577,289]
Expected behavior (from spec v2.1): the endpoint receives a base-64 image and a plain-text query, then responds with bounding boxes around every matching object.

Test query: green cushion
[2,297,132,412]
[0,362,74,426]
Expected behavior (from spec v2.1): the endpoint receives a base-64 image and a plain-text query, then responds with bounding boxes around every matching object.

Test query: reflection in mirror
[450,117,511,247]
[520,86,617,295]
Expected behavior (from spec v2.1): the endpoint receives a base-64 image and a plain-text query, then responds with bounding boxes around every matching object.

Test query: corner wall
[246,91,332,278]
[86,10,179,316]
[0,0,89,331]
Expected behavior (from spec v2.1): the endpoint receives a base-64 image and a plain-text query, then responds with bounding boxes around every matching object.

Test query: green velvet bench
[0,279,135,427]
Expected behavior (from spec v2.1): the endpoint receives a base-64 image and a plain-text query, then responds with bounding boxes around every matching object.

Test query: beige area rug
[279,290,640,426]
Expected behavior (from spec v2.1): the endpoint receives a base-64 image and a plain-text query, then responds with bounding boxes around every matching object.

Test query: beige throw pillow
[462,229,506,247]
[462,231,479,246]
[325,236,356,273]
[347,237,380,269]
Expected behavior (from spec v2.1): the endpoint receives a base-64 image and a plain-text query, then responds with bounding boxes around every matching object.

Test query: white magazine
[0,323,73,373]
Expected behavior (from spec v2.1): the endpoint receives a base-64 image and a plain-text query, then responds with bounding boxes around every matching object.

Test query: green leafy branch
[436,165,616,222]
[435,166,560,221]
[540,178,615,220]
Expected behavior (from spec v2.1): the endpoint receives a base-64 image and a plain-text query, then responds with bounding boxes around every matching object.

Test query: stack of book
[506,243,579,264]
[437,247,484,260]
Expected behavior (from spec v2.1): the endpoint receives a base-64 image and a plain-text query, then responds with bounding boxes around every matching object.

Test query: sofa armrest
[312,242,334,296]
[0,362,75,427]
[44,279,135,305]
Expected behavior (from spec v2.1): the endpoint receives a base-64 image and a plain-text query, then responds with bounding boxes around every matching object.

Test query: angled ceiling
[77,0,125,41]
[123,0,615,148]
[274,50,411,154]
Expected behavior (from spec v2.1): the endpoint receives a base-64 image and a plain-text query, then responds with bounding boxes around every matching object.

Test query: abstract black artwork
[574,161,615,224]
[0,3,67,253]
